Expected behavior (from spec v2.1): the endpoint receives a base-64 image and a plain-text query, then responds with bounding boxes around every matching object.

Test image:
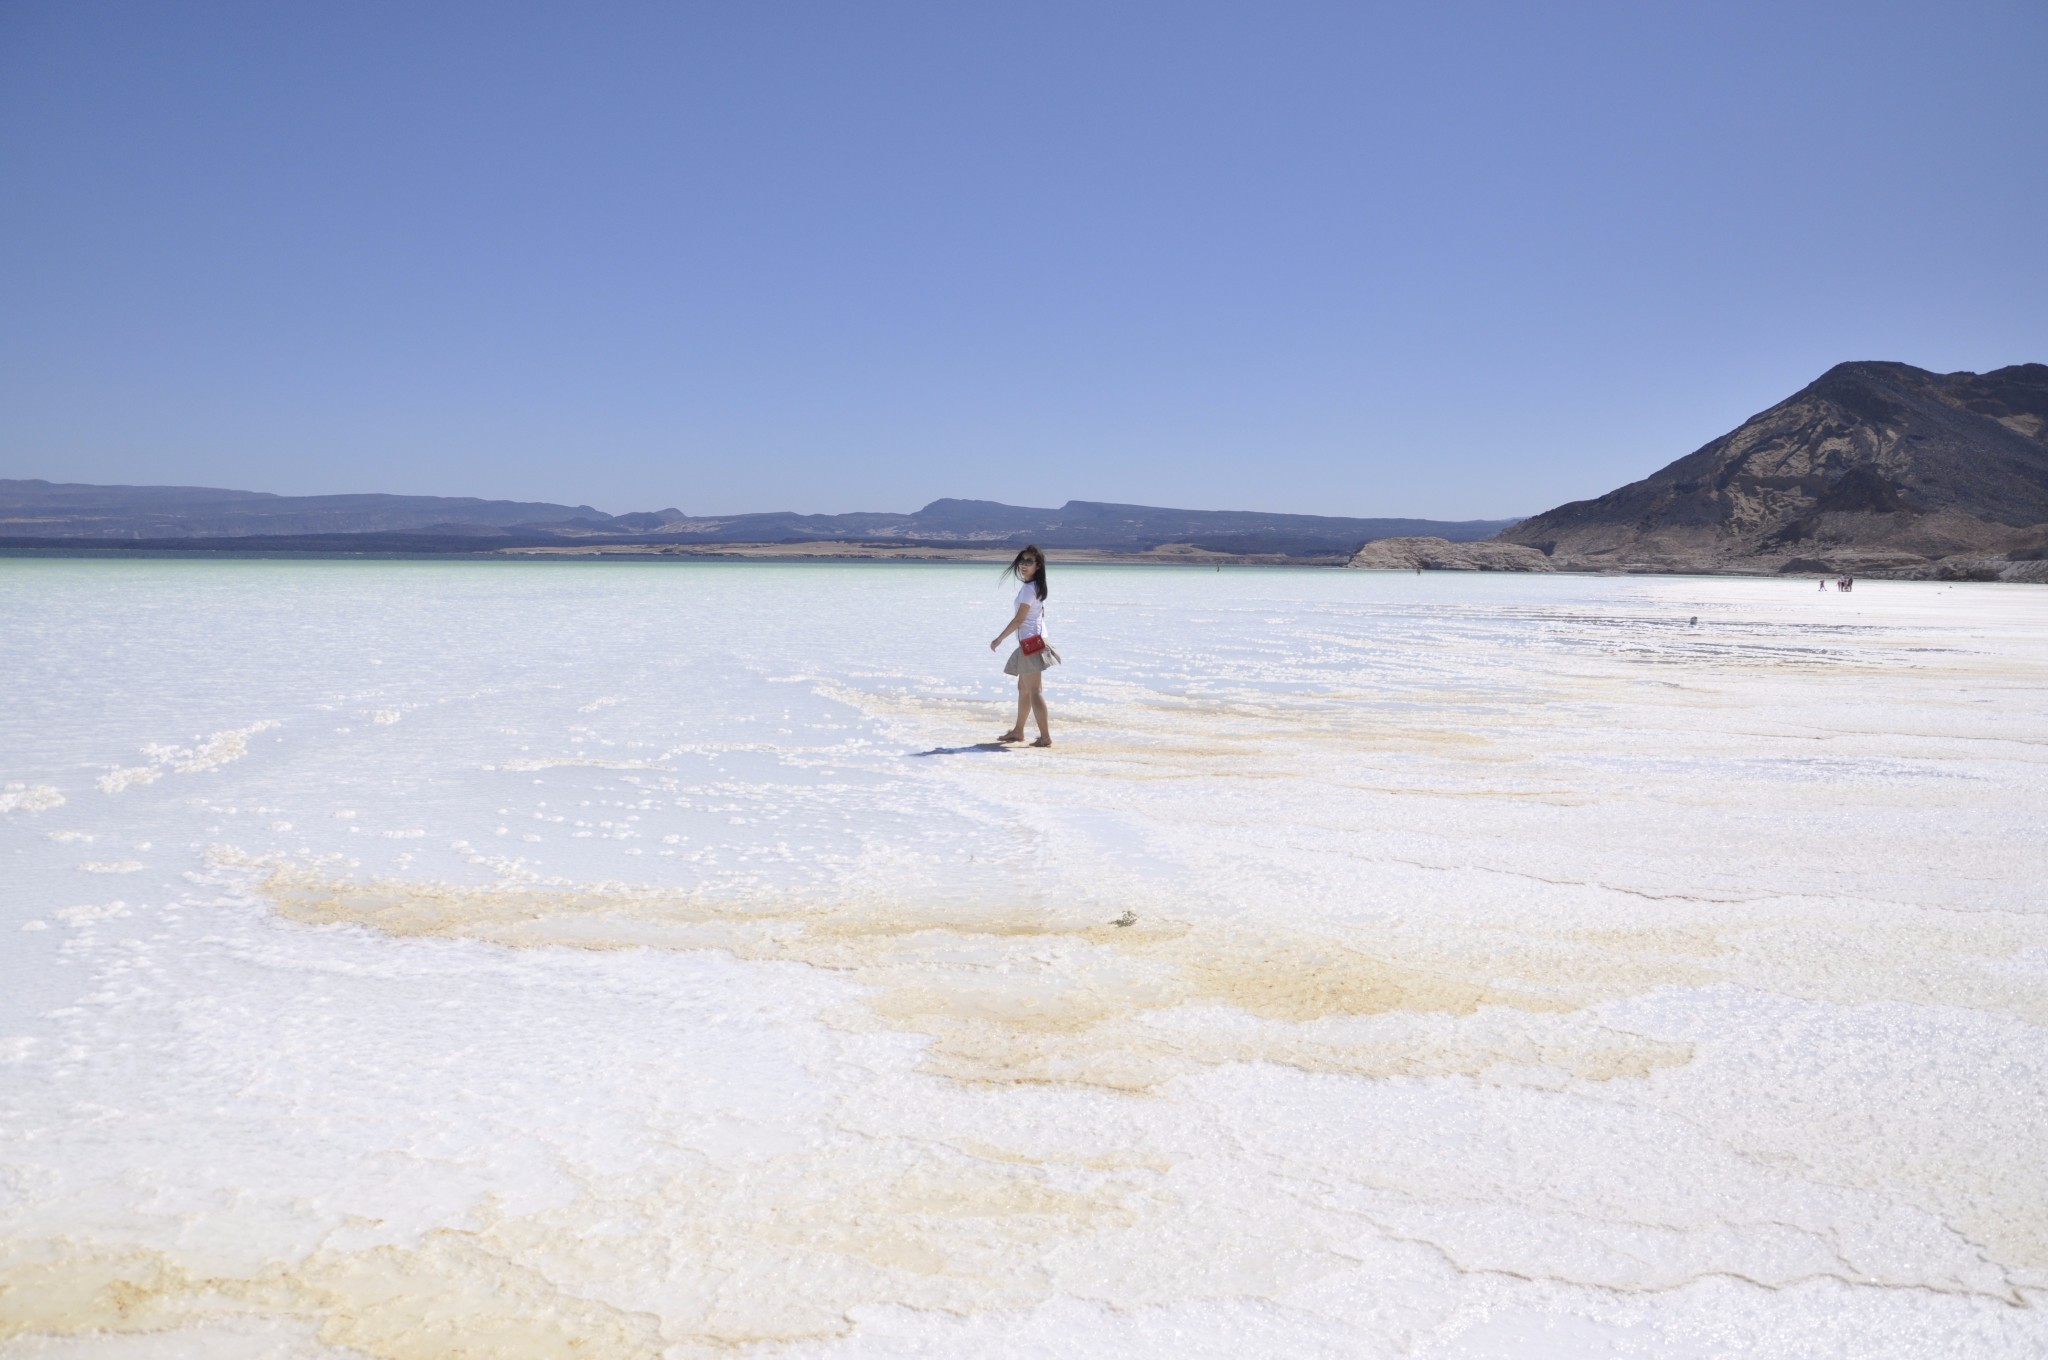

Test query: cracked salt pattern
[1,558,2045,1357]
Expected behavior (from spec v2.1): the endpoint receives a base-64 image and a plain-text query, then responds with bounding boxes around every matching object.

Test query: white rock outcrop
[1347,537,1554,572]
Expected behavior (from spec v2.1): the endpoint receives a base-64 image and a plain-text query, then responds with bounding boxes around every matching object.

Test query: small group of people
[1819,576,1856,592]
[989,545,1058,747]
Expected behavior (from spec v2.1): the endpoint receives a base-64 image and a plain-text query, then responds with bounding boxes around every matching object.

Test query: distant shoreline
[4,539,2039,581]
[492,540,1350,565]
[0,539,1351,566]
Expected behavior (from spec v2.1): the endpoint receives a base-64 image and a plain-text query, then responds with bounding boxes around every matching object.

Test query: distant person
[1820,578,1828,591]
[991,545,1058,747]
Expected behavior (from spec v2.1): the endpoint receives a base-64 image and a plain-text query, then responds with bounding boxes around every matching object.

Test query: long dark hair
[1005,544,1048,600]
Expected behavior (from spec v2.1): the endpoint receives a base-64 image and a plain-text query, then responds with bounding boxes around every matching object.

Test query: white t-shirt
[1014,582,1045,639]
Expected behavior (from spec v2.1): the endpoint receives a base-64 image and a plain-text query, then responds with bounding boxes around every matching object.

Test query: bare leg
[999,675,1029,742]
[1023,671,1050,744]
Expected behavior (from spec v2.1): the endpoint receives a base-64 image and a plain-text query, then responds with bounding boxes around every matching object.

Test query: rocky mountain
[1498,362,2048,581]
[0,480,1515,557]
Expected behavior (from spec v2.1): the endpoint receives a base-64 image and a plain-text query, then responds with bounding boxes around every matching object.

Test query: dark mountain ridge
[0,479,628,539]
[0,480,1514,557]
[1497,361,2048,580]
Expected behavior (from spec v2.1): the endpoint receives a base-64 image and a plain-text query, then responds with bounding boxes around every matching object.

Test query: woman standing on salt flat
[990,545,1058,747]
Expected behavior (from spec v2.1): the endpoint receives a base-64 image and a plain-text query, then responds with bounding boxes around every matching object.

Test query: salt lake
[2,557,2045,1358]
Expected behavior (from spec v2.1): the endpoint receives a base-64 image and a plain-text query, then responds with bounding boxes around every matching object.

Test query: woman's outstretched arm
[990,603,1029,651]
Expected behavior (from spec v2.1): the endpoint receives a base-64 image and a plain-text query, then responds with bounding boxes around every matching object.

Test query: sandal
[1030,736,1053,748]
[996,730,1024,744]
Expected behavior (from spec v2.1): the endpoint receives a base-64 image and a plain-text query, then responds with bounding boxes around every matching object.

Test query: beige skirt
[1004,641,1061,676]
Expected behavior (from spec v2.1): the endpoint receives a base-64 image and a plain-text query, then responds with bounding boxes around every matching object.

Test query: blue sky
[2,1,2042,519]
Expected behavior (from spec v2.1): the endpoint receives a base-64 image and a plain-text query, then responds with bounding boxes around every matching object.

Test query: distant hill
[639,500,1516,555]
[0,480,1516,557]
[1497,362,2048,581]
[0,479,633,539]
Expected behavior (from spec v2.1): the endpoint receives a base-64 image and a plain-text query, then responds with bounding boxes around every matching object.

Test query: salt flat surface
[1,558,2044,1358]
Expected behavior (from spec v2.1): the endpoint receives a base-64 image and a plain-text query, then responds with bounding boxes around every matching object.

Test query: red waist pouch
[1020,634,1046,656]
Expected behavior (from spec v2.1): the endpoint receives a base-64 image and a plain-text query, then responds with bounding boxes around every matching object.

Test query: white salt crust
[0,559,2043,1357]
